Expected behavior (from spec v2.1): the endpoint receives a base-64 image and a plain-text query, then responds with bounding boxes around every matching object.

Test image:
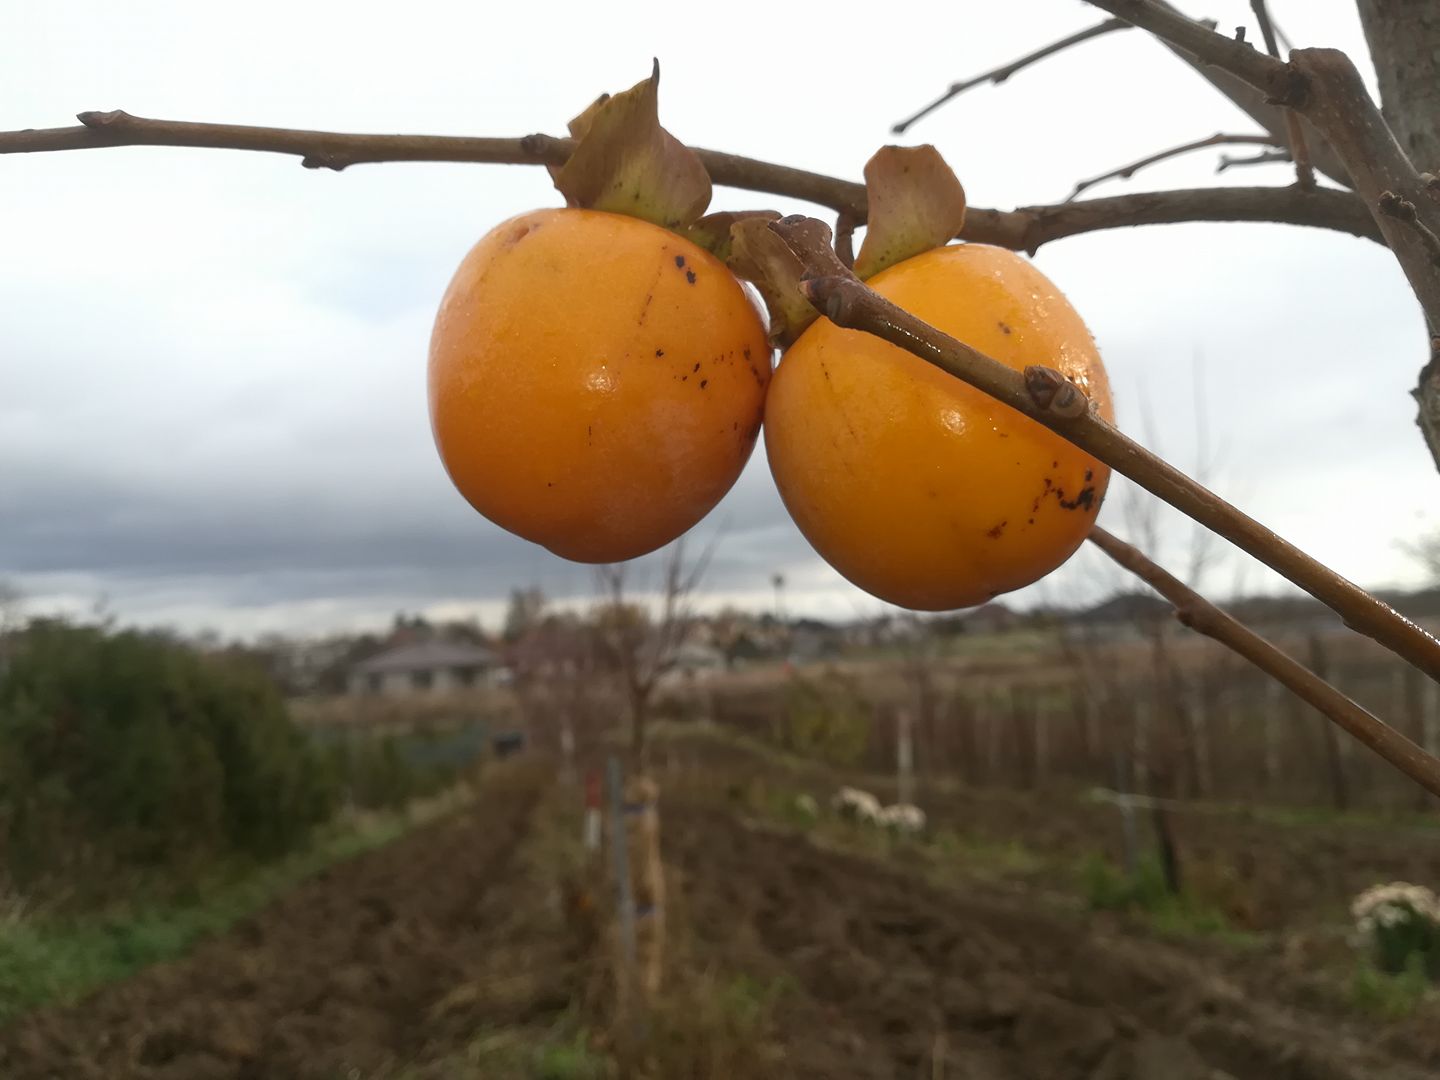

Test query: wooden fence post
[897,708,916,807]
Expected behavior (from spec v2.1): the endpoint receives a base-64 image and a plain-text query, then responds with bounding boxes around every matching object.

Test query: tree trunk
[1356,1,1440,174]
[1355,1,1440,470]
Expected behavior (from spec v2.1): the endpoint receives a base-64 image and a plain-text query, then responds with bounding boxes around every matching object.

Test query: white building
[347,640,500,696]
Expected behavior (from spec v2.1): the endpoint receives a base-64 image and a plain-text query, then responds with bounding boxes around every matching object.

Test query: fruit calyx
[551,60,712,231]
[718,145,967,347]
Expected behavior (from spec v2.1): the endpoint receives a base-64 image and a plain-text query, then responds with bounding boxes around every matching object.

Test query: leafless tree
[595,539,713,767]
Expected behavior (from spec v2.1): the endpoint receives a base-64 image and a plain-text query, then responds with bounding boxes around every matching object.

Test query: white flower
[1350,880,1440,934]
[831,787,882,823]
[877,803,926,834]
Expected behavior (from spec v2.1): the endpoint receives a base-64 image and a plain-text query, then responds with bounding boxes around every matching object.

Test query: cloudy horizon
[5,1,1436,643]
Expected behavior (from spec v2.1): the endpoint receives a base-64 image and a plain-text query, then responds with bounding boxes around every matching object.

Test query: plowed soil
[666,798,1434,1079]
[1,760,1436,1079]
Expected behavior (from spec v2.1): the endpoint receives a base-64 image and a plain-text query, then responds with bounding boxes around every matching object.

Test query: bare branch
[834,208,858,271]
[1088,526,1440,799]
[1379,191,1440,267]
[1216,148,1291,173]
[1065,132,1280,202]
[891,18,1130,135]
[1137,2,1351,189]
[1084,0,1440,472]
[1,111,1382,250]
[768,214,1440,683]
[1250,0,1316,189]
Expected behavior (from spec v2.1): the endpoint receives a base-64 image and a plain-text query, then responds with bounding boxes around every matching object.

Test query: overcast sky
[3,1,1433,639]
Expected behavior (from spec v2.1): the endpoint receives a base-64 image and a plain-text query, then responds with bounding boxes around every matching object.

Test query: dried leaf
[545,94,612,184]
[686,210,780,264]
[854,145,966,279]
[727,217,819,347]
[552,61,712,230]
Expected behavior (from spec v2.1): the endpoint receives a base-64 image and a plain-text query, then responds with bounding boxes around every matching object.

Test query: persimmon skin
[764,243,1114,611]
[429,208,771,563]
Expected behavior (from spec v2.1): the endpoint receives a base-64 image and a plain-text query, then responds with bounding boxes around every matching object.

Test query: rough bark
[1356,0,1440,175]
[1356,0,1440,470]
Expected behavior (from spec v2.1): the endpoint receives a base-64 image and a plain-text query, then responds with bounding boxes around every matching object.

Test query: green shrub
[0,621,337,886]
[776,674,869,766]
[1350,957,1432,1020]
[1351,882,1440,981]
[1079,853,1231,936]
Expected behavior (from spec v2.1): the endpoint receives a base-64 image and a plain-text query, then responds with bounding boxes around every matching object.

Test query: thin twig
[1087,526,1440,799]
[891,18,1130,134]
[767,214,1440,683]
[1379,192,1440,267]
[1083,0,1440,472]
[1066,132,1279,201]
[1249,0,1316,189]
[1216,149,1291,173]
[834,209,857,270]
[0,111,1384,251]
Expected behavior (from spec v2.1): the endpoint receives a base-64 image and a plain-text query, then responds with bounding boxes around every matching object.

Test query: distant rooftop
[351,639,497,675]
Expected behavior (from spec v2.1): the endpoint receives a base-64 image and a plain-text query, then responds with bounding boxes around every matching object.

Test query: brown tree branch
[1065,132,1280,201]
[1249,0,1316,190]
[1118,2,1350,188]
[767,214,1440,685]
[1083,0,1440,478]
[1087,526,1440,798]
[891,17,1131,135]
[1216,148,1290,173]
[0,110,1383,250]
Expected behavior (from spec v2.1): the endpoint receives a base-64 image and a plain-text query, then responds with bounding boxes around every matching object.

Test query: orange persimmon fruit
[429,208,770,563]
[764,243,1114,610]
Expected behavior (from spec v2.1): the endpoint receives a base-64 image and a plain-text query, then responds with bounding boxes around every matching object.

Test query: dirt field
[2,751,1437,1079]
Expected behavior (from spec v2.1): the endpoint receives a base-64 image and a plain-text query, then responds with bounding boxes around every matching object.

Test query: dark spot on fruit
[501,220,541,247]
[655,348,664,357]
[732,421,738,431]
[693,363,700,372]
[1051,461,1058,468]
[1059,486,1096,511]
[674,255,685,268]
[998,321,1012,335]
[587,425,592,444]
[999,432,1010,438]
[1043,478,1053,491]
[547,482,554,488]
[1027,518,1035,525]
[986,521,1007,539]
[700,379,708,389]
[685,270,697,285]
[1084,468,1094,482]
[682,375,688,381]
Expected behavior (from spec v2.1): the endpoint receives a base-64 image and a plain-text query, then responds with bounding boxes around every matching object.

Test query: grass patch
[1077,853,1250,942]
[0,785,476,1024]
[1349,959,1433,1021]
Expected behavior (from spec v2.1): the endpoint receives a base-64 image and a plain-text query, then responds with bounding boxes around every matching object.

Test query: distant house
[348,640,500,696]
[657,641,727,687]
